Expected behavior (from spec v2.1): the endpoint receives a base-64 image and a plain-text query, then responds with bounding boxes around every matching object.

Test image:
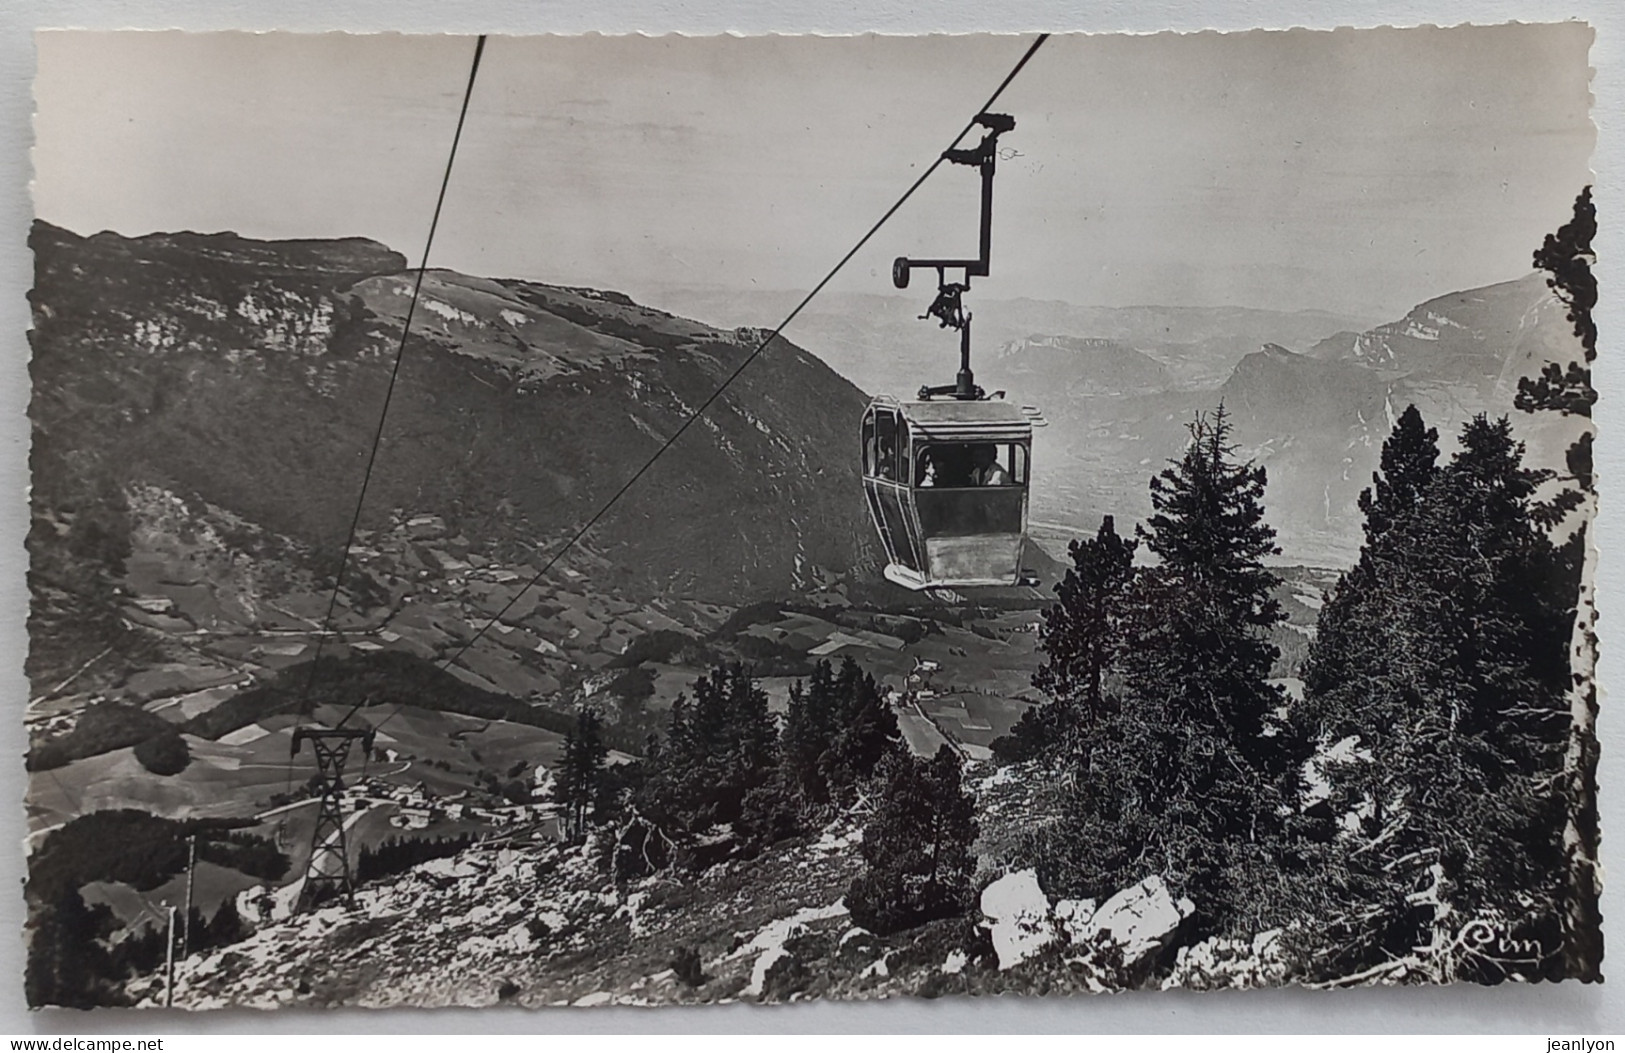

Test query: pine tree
[1356,404,1440,542]
[1002,514,1138,765]
[1036,407,1304,936]
[205,897,250,950]
[1518,186,1596,422]
[1515,185,1602,979]
[825,657,903,794]
[1417,417,1572,978]
[644,663,778,837]
[846,746,978,935]
[1298,414,1573,981]
[742,658,902,852]
[780,660,838,804]
[25,887,119,1008]
[557,707,607,839]
[1302,404,1441,741]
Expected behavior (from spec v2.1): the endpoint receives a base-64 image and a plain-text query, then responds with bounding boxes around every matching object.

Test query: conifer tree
[780,659,838,803]
[1356,404,1440,543]
[1299,413,1573,980]
[1516,185,1601,979]
[1518,186,1596,424]
[826,657,903,793]
[1000,515,1138,765]
[645,663,777,836]
[846,746,978,935]
[205,897,250,949]
[778,657,901,806]
[1036,407,1304,936]
[557,707,608,839]
[1302,404,1440,741]
[25,887,118,1008]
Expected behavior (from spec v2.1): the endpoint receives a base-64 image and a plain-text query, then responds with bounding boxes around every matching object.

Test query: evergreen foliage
[27,701,175,771]
[25,886,122,1008]
[1515,186,1603,980]
[1034,407,1306,936]
[557,707,609,839]
[23,812,285,1007]
[1517,186,1596,420]
[134,727,191,776]
[1356,405,1440,543]
[621,658,902,865]
[995,515,1137,764]
[639,663,778,837]
[357,833,480,884]
[846,746,978,935]
[1303,404,1440,736]
[1299,411,1574,981]
[182,898,252,959]
[780,657,902,806]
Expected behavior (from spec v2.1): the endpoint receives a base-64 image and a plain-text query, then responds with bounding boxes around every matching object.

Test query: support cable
[352,32,1051,736]
[292,34,487,725]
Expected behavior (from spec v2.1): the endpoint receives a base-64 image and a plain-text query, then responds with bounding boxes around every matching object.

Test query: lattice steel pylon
[291,724,376,912]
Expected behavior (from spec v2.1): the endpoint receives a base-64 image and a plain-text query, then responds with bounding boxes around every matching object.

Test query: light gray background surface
[0,0,1620,1034]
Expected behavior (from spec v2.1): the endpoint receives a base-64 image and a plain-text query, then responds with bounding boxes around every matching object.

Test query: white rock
[942,950,968,975]
[979,869,1056,970]
[740,900,849,997]
[1053,898,1099,945]
[1077,876,1193,964]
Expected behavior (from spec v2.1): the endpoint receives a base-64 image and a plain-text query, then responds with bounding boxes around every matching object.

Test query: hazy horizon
[35,27,1594,320]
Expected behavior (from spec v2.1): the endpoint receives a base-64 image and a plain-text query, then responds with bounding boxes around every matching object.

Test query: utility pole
[163,904,177,1009]
[290,724,376,912]
[181,834,197,955]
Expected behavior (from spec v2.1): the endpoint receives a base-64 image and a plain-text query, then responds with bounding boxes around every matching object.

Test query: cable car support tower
[291,724,375,912]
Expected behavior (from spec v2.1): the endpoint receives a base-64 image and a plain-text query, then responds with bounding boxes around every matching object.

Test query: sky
[32,25,1595,319]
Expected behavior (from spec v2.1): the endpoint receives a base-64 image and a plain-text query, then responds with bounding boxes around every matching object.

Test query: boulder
[979,869,1056,970]
[1053,897,1099,944]
[1076,875,1194,966]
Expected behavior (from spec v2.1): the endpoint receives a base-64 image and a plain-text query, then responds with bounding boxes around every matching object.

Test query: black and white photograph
[20,25,1603,1010]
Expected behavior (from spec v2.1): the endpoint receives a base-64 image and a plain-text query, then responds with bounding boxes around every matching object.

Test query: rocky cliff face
[1217,273,1581,564]
[995,272,1582,567]
[28,222,875,634]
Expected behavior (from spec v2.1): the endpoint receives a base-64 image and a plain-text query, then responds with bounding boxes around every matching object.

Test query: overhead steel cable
[353,32,1051,737]
[294,34,487,724]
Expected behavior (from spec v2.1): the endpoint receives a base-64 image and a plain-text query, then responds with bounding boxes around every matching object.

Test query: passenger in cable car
[970,443,1010,486]
[917,451,937,487]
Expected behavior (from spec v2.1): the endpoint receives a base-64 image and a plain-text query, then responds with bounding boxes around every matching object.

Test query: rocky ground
[127,761,1291,1011]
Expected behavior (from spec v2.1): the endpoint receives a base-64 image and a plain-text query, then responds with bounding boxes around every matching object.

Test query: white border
[0,0,1619,1035]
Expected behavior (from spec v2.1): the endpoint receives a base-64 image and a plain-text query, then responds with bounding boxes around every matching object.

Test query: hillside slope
[28,222,876,645]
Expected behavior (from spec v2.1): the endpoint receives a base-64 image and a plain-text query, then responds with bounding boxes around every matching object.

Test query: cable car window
[872,411,900,481]
[916,442,1027,487]
[862,416,877,476]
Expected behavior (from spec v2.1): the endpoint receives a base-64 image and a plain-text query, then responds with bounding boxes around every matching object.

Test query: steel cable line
[278,34,484,774]
[351,32,1051,738]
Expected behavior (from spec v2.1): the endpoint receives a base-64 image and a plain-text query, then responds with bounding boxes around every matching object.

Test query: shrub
[671,945,707,988]
[846,747,977,935]
[133,728,191,775]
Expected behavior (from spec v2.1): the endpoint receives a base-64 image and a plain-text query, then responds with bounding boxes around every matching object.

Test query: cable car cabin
[861,396,1033,590]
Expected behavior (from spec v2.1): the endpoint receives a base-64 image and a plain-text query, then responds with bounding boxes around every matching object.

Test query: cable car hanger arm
[890,111,1015,290]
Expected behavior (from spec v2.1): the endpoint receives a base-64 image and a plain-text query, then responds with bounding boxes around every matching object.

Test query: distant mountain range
[646,275,1584,568]
[645,287,1374,396]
